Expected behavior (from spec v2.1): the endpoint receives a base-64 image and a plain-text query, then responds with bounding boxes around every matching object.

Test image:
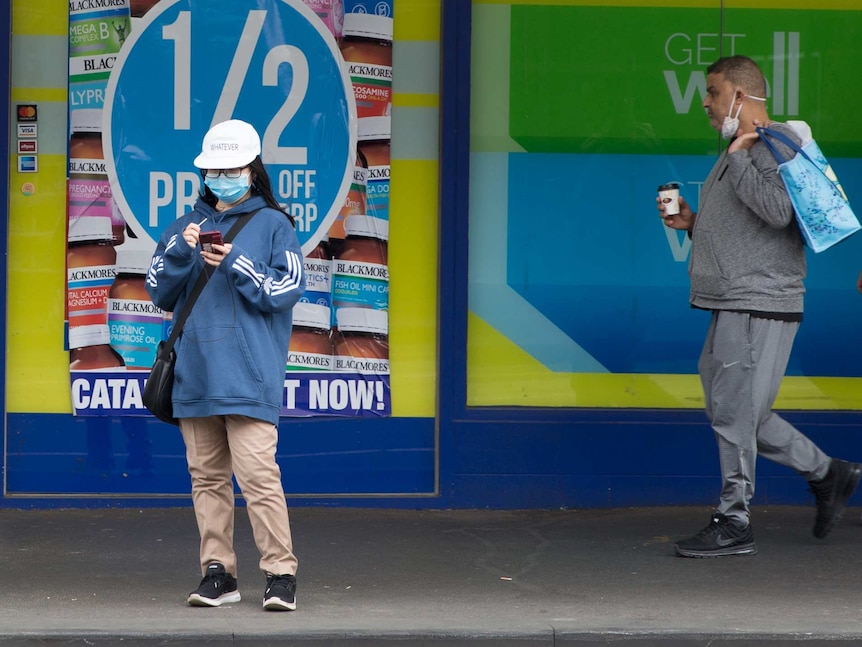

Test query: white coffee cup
[658,182,681,216]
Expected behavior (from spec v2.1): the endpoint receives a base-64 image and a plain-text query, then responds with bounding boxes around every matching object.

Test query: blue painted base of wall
[5,410,862,510]
[447,409,862,509]
[3,414,435,504]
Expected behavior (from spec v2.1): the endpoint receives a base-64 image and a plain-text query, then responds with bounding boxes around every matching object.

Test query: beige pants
[180,415,298,578]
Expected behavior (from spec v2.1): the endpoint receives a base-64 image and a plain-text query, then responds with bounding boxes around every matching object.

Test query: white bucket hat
[193,119,261,169]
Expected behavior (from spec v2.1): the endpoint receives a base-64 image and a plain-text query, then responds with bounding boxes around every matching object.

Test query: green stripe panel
[507,5,862,156]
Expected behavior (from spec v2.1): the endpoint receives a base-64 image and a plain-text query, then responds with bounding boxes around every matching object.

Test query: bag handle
[756,126,814,166]
[757,126,846,198]
[162,209,259,353]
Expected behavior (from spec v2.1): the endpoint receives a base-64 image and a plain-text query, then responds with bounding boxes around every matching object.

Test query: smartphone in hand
[199,230,223,253]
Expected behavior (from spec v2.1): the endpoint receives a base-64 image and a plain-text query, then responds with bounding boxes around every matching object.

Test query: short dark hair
[199,156,295,227]
[706,55,767,97]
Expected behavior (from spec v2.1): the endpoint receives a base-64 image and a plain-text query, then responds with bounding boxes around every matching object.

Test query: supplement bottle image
[108,239,161,370]
[304,235,333,310]
[328,147,368,254]
[287,302,334,372]
[70,325,125,370]
[300,0,344,38]
[69,109,125,245]
[130,0,160,18]
[67,215,117,337]
[67,216,123,370]
[332,215,389,313]
[358,123,390,223]
[332,306,389,374]
[339,11,392,141]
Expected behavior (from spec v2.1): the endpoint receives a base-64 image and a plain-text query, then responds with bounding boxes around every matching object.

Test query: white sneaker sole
[188,591,242,607]
[263,596,297,611]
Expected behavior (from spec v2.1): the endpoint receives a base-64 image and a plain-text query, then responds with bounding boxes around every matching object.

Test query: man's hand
[856,270,862,294]
[728,118,766,154]
[658,194,695,231]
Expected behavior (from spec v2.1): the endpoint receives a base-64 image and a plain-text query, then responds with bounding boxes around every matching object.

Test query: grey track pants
[698,310,830,526]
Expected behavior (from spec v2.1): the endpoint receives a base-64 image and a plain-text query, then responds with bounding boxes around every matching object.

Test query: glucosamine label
[347,63,391,119]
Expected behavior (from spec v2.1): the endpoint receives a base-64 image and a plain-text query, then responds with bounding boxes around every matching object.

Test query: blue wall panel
[446,411,862,509]
[4,414,435,502]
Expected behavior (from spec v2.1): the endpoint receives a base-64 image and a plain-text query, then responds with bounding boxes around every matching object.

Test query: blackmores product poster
[66,0,393,418]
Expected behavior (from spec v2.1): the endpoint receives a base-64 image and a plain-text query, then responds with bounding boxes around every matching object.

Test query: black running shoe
[187,563,241,607]
[674,513,757,558]
[810,459,862,539]
[263,573,297,611]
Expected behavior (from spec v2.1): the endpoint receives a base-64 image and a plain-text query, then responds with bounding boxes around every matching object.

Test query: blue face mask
[204,173,250,204]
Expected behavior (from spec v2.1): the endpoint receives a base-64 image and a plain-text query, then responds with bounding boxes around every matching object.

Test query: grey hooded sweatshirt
[689,122,805,315]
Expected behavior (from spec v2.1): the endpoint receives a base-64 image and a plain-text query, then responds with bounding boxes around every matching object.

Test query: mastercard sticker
[16,104,37,122]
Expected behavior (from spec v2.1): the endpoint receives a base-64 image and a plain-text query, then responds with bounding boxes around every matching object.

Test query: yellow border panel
[7,154,71,413]
[11,88,67,103]
[12,0,68,35]
[392,93,439,108]
[388,159,439,418]
[466,312,862,410]
[395,0,441,41]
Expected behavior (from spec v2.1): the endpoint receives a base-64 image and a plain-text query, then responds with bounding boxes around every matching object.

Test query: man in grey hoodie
[659,55,860,558]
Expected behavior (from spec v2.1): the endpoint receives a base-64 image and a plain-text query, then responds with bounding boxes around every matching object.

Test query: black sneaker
[674,513,757,558]
[263,573,297,611]
[810,459,862,539]
[187,563,241,607]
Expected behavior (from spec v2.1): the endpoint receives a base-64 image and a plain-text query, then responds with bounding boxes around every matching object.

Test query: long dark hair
[199,156,295,227]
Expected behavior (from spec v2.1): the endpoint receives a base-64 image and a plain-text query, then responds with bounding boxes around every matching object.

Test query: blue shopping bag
[757,123,860,253]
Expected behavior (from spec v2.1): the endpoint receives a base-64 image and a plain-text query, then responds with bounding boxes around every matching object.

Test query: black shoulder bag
[143,210,257,425]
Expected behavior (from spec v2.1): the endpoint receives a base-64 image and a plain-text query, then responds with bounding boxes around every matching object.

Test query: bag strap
[757,126,843,197]
[756,126,812,166]
[162,209,259,352]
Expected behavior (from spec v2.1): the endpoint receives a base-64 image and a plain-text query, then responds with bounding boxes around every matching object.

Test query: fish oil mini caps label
[332,215,389,311]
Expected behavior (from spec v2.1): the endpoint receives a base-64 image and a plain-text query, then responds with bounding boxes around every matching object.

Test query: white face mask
[721,91,766,140]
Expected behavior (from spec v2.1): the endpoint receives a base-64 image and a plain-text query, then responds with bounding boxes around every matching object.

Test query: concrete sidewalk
[1,505,861,645]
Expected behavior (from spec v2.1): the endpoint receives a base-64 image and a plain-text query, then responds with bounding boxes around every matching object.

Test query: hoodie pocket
[689,237,729,298]
[175,326,265,402]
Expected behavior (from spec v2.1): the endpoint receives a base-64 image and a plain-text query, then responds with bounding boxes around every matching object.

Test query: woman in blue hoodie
[146,120,304,611]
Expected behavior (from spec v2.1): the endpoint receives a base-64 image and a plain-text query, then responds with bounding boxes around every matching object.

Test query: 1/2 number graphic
[104,0,356,254]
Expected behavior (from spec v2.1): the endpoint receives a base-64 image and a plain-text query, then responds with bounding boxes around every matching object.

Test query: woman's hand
[201,243,233,267]
[183,222,202,249]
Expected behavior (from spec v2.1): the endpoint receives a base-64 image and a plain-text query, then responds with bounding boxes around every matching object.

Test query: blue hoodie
[146,195,305,424]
